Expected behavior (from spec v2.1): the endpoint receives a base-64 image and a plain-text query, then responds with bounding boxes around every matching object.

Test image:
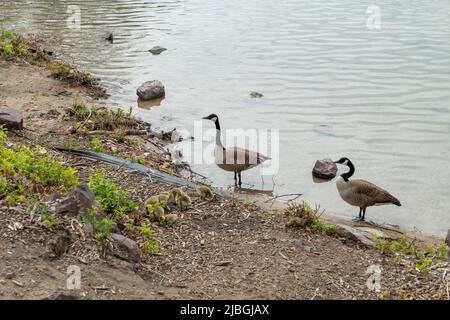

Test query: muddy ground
[0,62,449,300]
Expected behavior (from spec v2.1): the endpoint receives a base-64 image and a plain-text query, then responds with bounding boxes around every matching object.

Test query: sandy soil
[0,62,448,300]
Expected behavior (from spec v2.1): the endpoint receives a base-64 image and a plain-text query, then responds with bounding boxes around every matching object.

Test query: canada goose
[202,114,271,187]
[334,157,401,221]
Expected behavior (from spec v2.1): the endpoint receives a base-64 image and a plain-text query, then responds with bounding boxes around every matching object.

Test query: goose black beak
[202,116,208,120]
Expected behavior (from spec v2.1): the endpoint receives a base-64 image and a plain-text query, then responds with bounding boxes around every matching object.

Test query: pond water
[2,0,450,236]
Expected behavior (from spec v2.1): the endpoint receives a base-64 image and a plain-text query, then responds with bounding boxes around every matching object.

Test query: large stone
[0,108,23,130]
[149,46,167,55]
[106,233,141,264]
[312,158,338,180]
[55,185,97,217]
[136,80,165,100]
[335,224,376,248]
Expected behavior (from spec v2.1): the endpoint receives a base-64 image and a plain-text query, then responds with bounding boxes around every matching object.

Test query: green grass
[88,170,138,219]
[372,233,449,273]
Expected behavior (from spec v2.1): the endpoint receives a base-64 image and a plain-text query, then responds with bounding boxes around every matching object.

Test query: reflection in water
[2,0,450,236]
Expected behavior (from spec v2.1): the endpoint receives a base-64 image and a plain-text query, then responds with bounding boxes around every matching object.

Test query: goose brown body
[334,157,401,220]
[215,145,269,173]
[203,114,270,187]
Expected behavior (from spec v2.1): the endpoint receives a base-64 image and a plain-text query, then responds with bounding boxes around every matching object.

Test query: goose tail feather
[391,197,401,206]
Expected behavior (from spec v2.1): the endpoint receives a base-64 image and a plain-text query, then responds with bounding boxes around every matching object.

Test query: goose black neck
[214,119,223,147]
[341,160,355,181]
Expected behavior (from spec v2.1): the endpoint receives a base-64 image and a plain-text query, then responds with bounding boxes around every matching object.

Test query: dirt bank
[0,52,449,300]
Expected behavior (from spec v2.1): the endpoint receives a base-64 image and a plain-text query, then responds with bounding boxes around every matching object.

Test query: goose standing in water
[202,114,271,187]
[334,157,401,221]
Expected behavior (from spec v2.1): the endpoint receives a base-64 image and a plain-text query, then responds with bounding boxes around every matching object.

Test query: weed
[90,137,104,152]
[284,201,337,232]
[80,208,116,241]
[139,224,160,254]
[62,138,79,149]
[88,170,138,218]
[0,125,7,144]
[372,233,449,273]
[36,203,59,231]
[113,131,125,143]
[51,61,96,86]
[0,137,78,197]
[0,31,50,63]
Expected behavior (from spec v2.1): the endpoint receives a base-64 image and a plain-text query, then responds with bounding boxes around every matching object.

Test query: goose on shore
[334,157,401,221]
[202,114,271,187]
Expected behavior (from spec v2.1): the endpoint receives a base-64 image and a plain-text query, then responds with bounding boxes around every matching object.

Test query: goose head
[334,157,351,166]
[202,113,219,123]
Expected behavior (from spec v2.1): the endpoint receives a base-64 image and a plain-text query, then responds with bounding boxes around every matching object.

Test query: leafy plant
[0,141,78,193]
[90,138,104,152]
[81,208,116,241]
[36,203,59,231]
[139,225,160,254]
[0,125,7,144]
[88,170,138,218]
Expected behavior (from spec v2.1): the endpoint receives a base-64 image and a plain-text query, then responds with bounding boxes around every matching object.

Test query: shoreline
[0,31,449,300]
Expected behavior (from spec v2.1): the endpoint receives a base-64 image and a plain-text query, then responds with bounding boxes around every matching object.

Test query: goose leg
[234,171,238,187]
[352,208,362,221]
[238,172,242,187]
[362,208,366,221]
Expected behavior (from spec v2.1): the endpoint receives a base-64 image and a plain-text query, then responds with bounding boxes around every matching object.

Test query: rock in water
[106,233,141,264]
[105,31,114,42]
[312,158,337,179]
[250,91,264,98]
[136,80,165,100]
[0,107,23,130]
[149,46,167,55]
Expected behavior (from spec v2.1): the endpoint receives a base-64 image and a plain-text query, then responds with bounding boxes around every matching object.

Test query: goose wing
[350,179,401,206]
[225,146,270,165]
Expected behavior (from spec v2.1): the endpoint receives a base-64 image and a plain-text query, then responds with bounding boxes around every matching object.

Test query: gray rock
[149,46,167,55]
[136,80,165,100]
[106,233,141,264]
[0,107,23,130]
[335,224,376,248]
[55,185,97,217]
[250,91,264,98]
[312,158,338,180]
